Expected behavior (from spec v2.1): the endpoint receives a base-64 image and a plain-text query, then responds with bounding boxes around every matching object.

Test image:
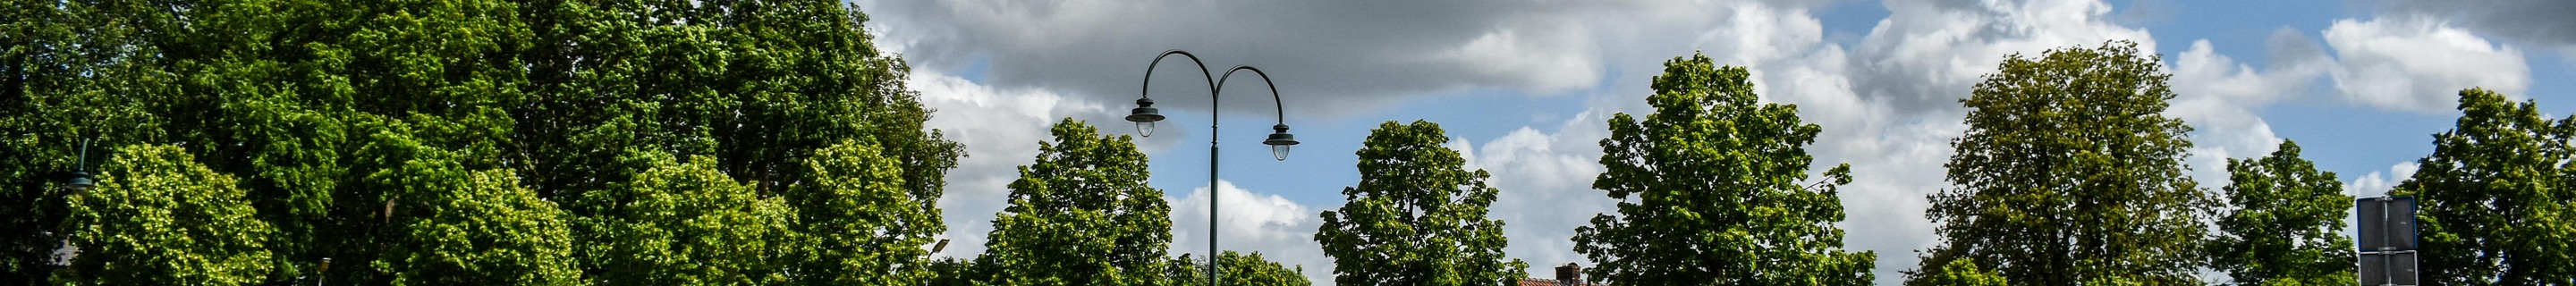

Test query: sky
[849,0,2576,284]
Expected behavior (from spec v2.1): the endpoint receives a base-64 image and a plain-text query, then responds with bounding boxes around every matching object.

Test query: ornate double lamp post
[1126,50,1298,284]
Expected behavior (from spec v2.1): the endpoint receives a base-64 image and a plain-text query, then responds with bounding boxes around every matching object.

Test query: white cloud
[1445,23,1603,93]
[912,72,1124,258]
[2324,16,2530,112]
[1453,110,1616,272]
[1850,0,2157,113]
[1689,4,1827,69]
[2168,35,2333,184]
[2345,161,2422,198]
[1168,180,1332,283]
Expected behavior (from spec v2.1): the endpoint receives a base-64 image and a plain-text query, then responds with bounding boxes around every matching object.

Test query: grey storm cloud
[860,0,1597,115]
[2386,0,2576,47]
[854,0,1851,117]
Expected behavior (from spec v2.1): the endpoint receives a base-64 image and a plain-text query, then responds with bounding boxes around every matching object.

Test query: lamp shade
[1127,98,1166,137]
[1262,124,1298,161]
[65,171,92,192]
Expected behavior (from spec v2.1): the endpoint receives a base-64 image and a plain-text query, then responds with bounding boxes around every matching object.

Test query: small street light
[1264,124,1298,161]
[1128,98,1166,137]
[64,171,91,192]
[65,139,93,192]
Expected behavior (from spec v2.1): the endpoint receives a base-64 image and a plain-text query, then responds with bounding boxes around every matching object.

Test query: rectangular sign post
[2356,196,2419,286]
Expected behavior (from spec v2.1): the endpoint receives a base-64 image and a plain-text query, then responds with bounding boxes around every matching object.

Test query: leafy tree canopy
[362,131,586,285]
[785,140,944,285]
[1,0,955,283]
[2207,140,2353,286]
[1909,40,2207,285]
[57,145,275,285]
[1317,120,1526,286]
[574,153,794,286]
[976,119,1174,286]
[1573,53,1873,285]
[1906,258,2008,286]
[1166,251,1314,286]
[2392,88,2576,285]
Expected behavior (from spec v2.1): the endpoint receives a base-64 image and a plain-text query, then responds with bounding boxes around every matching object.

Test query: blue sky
[854,0,2575,284]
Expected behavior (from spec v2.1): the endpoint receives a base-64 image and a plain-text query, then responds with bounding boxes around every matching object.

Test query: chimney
[1555,263,1582,286]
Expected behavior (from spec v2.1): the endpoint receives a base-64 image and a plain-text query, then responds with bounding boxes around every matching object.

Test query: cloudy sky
[851,0,2576,284]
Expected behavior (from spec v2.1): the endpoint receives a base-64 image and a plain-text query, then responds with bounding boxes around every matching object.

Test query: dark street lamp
[65,139,92,192]
[1128,50,1298,285]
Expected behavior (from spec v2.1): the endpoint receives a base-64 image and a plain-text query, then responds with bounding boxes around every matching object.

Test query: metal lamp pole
[1127,50,1299,286]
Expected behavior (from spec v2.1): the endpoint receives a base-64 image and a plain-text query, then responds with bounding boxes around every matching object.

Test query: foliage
[785,140,944,285]
[56,145,275,285]
[1216,251,1313,286]
[572,153,795,285]
[522,0,962,201]
[923,257,978,286]
[0,0,954,283]
[975,119,1174,286]
[1315,120,1525,286]
[1166,251,1314,286]
[1909,40,2208,285]
[1572,53,1874,285]
[2391,88,2576,285]
[2207,140,2353,286]
[361,132,586,285]
[0,0,174,282]
[1906,258,2009,286]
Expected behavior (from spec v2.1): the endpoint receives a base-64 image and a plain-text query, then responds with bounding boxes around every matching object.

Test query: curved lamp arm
[1129,50,1216,137]
[1218,65,1300,161]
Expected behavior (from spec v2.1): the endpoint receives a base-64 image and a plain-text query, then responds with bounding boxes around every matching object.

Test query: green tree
[519,0,961,201]
[2207,140,2353,286]
[784,140,943,285]
[976,119,1173,285]
[573,153,795,285]
[2392,88,2576,285]
[1908,40,2207,285]
[1166,251,1314,286]
[1,0,175,282]
[1315,120,1525,286]
[360,131,585,285]
[1572,53,1875,285]
[521,2,961,282]
[3,0,957,284]
[923,257,978,286]
[1907,258,2009,286]
[56,145,275,285]
[1215,251,1312,286]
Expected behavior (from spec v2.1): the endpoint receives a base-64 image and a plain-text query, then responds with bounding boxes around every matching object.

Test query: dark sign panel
[2356,196,2420,286]
[2355,196,2419,250]
[2360,251,2418,286]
